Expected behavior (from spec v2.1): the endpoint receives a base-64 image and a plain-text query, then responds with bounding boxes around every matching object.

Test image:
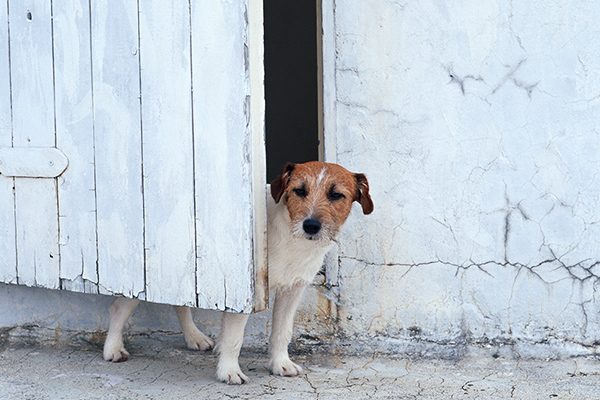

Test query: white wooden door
[0,0,267,313]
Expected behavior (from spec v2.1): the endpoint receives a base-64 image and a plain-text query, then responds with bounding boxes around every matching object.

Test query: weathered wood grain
[0,0,16,284]
[138,0,196,306]
[9,0,59,289]
[191,0,255,312]
[248,0,268,312]
[0,0,267,312]
[90,0,145,298]
[53,0,98,293]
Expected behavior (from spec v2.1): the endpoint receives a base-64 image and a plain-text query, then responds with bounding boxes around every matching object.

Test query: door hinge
[0,147,69,178]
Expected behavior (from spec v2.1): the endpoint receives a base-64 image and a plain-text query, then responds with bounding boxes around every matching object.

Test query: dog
[103,161,373,384]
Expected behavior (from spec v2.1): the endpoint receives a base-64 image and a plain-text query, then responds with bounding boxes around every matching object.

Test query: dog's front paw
[103,339,130,362]
[183,329,214,351]
[269,357,303,377]
[216,362,249,385]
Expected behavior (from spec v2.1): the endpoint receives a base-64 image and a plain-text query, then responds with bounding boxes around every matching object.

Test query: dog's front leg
[215,312,250,384]
[268,283,306,376]
[103,297,140,362]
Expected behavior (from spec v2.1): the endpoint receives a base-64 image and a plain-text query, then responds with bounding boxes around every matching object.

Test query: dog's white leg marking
[214,312,250,384]
[174,306,214,351]
[103,297,140,362]
[268,283,306,376]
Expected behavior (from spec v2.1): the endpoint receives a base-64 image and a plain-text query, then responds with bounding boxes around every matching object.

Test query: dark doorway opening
[264,1,320,183]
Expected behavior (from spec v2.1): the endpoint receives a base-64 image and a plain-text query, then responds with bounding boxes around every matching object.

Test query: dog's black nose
[303,218,321,235]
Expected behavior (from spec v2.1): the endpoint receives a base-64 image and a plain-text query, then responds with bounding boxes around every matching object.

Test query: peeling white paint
[0,0,266,313]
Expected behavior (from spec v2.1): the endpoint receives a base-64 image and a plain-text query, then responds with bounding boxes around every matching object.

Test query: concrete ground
[1,335,599,399]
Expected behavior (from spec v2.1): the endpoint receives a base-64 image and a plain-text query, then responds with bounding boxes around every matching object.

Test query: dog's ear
[354,173,374,214]
[271,163,295,203]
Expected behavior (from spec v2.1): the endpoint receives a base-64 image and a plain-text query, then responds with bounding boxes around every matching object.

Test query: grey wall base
[3,283,597,362]
[0,283,269,349]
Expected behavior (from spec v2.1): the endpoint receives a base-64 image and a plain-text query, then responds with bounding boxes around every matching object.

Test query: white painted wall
[323,0,600,356]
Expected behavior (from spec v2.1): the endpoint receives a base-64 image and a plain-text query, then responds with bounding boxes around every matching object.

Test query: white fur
[103,297,140,362]
[103,298,214,363]
[267,195,333,287]
[213,195,334,383]
[104,187,339,385]
[316,166,327,185]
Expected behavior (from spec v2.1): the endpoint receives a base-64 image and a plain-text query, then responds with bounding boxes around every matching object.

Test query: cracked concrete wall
[321,0,600,356]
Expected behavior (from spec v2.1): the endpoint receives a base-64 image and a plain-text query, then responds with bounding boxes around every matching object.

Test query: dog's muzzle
[302,218,321,236]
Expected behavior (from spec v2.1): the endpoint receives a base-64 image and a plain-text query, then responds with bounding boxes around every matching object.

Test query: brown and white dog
[103,161,373,384]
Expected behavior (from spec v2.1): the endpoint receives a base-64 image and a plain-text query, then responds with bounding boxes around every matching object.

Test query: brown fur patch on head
[354,173,374,214]
[271,161,373,241]
[271,163,295,203]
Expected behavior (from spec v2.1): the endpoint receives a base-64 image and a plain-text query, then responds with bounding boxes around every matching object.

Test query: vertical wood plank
[191,0,255,312]
[53,0,98,293]
[90,0,145,298]
[138,0,196,306]
[9,0,59,289]
[0,0,17,284]
[248,0,268,312]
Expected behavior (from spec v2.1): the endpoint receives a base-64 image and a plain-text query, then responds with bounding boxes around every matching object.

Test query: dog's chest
[267,198,332,288]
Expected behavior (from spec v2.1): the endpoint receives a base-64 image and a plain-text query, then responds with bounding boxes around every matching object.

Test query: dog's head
[271,161,373,242]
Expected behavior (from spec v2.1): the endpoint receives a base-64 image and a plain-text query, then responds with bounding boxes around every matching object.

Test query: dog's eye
[328,192,345,201]
[293,188,307,197]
